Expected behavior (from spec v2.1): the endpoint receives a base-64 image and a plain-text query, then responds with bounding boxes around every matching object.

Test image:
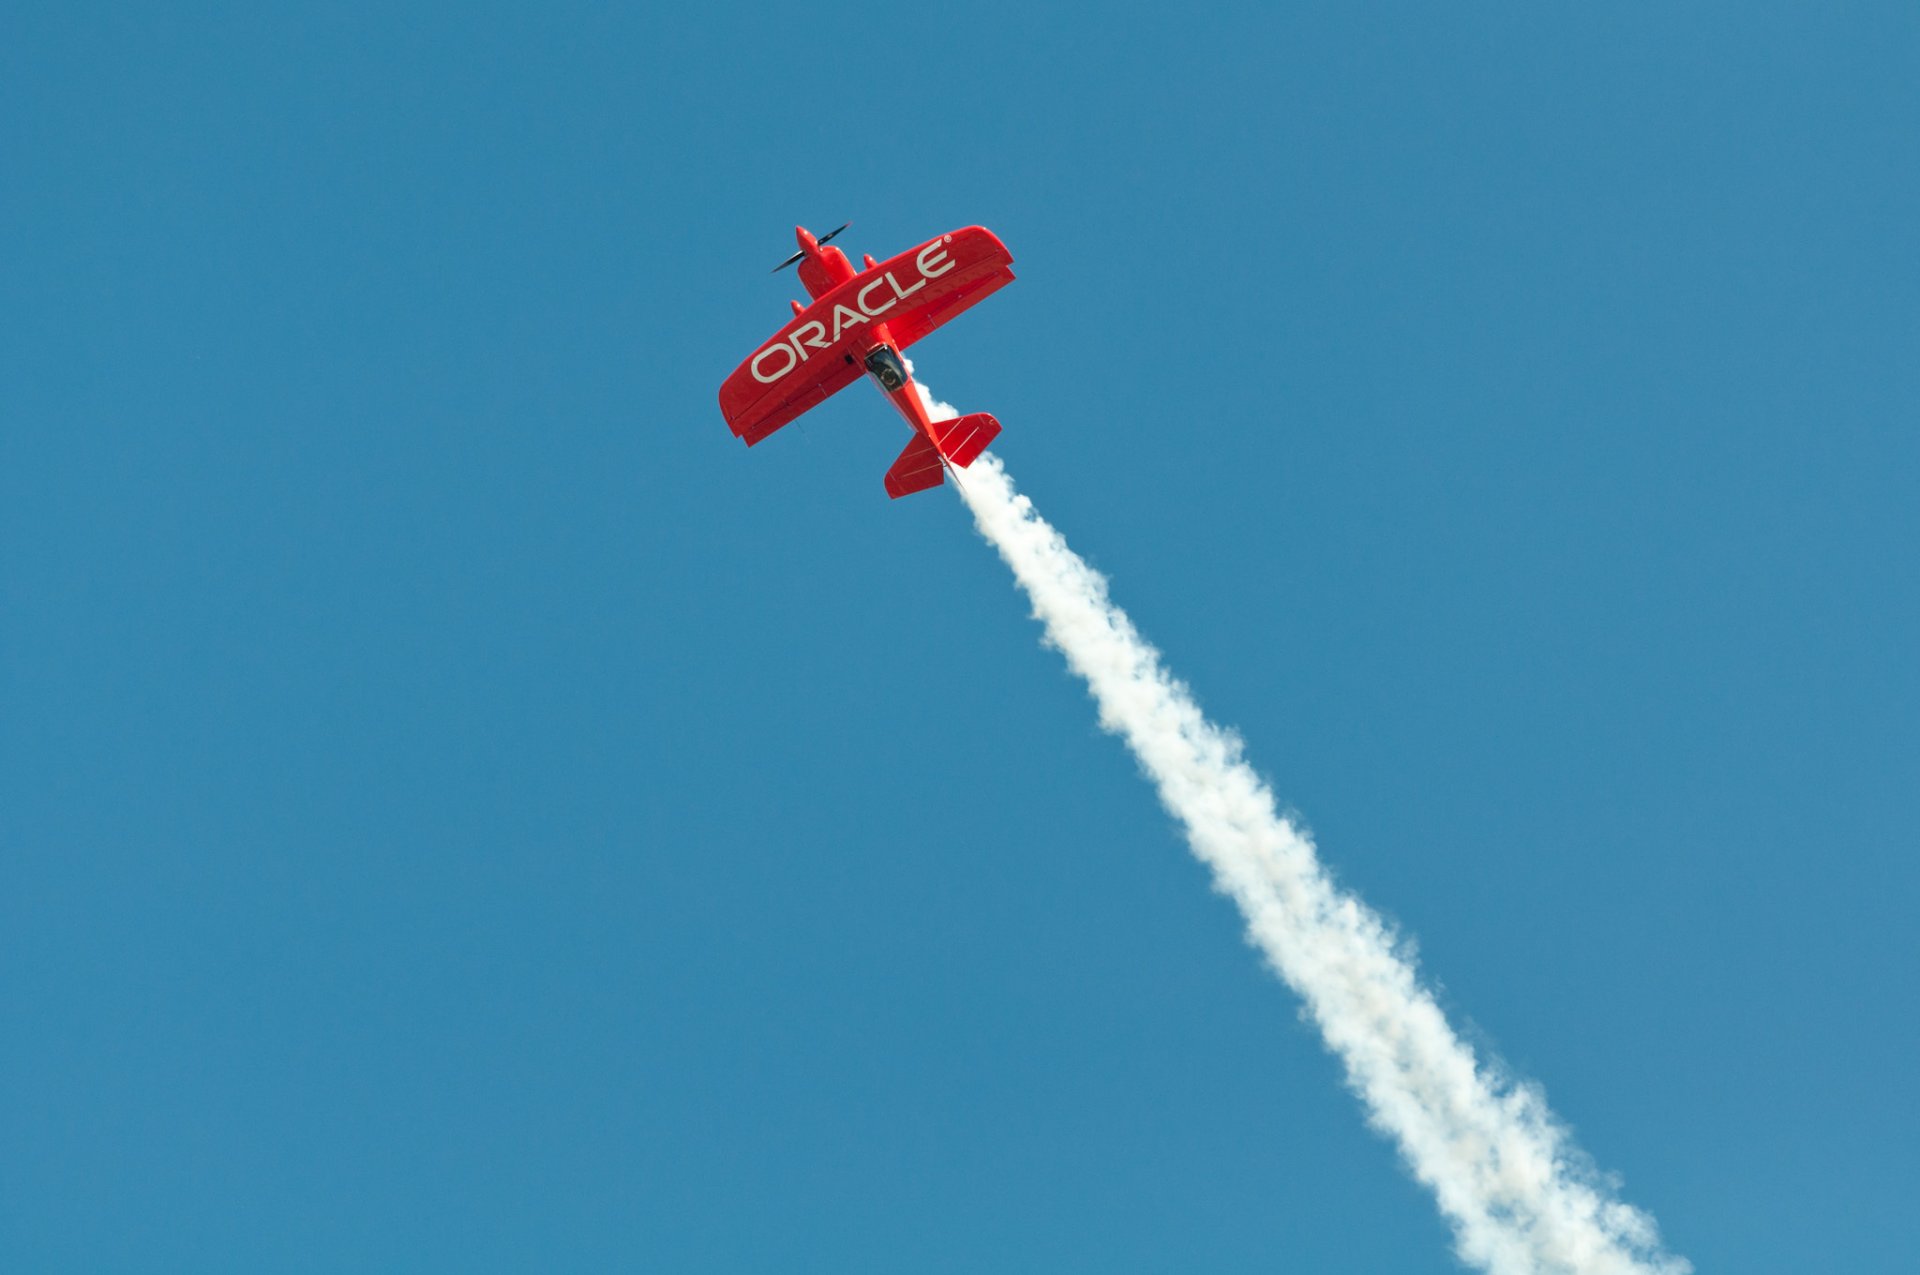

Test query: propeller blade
[816,222,850,246]
[771,249,806,273]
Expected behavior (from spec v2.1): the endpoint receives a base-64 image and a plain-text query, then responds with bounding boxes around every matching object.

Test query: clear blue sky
[4,4,1916,1271]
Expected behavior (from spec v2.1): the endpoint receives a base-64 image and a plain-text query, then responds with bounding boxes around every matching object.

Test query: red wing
[717,331,864,447]
[881,227,1016,351]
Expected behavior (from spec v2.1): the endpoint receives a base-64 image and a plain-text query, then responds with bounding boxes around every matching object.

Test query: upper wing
[879,227,1016,351]
[718,227,1015,446]
[716,318,865,447]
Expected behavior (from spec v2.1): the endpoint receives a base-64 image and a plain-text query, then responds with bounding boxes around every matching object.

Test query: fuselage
[788,225,939,439]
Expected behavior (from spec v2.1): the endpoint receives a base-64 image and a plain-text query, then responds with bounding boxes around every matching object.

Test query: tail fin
[884,434,945,499]
[928,412,1001,467]
[884,413,1004,500]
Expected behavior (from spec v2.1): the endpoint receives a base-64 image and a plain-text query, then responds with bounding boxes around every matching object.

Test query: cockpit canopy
[864,345,908,392]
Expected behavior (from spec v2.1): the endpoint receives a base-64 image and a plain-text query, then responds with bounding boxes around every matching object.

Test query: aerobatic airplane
[718,223,1015,498]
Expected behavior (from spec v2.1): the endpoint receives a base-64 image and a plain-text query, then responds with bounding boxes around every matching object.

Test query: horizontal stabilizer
[884,434,946,499]
[927,412,1001,468]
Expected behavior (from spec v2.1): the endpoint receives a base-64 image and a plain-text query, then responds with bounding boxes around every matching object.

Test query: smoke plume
[920,379,1686,1275]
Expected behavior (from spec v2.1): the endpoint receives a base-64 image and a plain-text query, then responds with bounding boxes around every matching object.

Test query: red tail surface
[928,412,1000,467]
[885,435,946,499]
[882,414,1003,499]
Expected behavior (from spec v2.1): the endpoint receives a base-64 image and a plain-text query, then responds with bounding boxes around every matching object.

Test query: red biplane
[718,223,1015,498]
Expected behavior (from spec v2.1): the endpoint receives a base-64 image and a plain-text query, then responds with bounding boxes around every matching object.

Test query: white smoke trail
[916,378,1685,1275]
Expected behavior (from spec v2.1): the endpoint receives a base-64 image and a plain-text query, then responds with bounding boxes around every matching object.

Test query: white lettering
[886,270,925,302]
[857,277,897,317]
[791,320,828,359]
[916,242,955,278]
[751,342,798,383]
[753,243,967,386]
[829,303,866,342]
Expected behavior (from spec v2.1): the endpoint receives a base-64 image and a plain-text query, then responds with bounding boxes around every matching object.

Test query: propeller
[771,222,850,272]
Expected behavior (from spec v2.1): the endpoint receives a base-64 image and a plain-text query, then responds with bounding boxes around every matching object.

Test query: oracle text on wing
[749,241,957,385]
